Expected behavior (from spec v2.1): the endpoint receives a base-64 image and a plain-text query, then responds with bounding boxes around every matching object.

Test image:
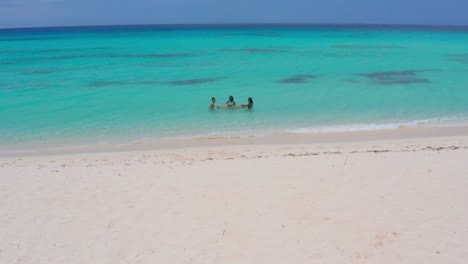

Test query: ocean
[1,24,468,148]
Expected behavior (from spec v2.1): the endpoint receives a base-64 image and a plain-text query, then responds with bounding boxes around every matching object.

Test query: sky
[1,0,468,29]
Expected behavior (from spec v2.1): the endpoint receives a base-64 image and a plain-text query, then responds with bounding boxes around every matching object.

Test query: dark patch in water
[88,81,160,87]
[89,77,223,87]
[276,74,319,84]
[21,69,58,75]
[0,47,111,54]
[0,37,66,42]
[50,54,98,60]
[50,52,194,60]
[88,81,116,87]
[348,34,370,38]
[0,57,42,65]
[249,33,281,37]
[331,45,405,49]
[0,47,112,56]
[4,86,23,90]
[222,33,281,37]
[20,65,101,75]
[446,54,468,64]
[446,53,468,56]
[358,70,430,85]
[321,33,370,39]
[447,59,468,64]
[342,79,361,83]
[0,50,22,54]
[219,48,284,53]
[376,78,430,85]
[360,70,425,78]
[162,77,223,85]
[2,83,44,90]
[145,53,194,58]
[141,62,218,68]
[37,47,112,53]
[319,51,343,57]
[2,51,197,65]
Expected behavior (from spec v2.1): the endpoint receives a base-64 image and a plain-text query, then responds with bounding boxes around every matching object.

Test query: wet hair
[248,97,253,104]
[212,97,215,102]
[229,95,234,101]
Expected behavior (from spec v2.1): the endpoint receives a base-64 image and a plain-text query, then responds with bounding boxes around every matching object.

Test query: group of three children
[210,96,254,109]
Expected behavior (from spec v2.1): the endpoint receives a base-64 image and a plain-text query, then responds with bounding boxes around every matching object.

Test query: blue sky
[1,0,467,28]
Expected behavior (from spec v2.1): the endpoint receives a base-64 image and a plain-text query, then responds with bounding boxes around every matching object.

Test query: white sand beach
[1,134,468,263]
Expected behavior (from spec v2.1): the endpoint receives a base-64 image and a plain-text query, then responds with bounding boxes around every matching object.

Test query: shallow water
[1,25,468,147]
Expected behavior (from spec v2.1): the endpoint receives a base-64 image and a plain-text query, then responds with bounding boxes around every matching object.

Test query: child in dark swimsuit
[241,97,254,109]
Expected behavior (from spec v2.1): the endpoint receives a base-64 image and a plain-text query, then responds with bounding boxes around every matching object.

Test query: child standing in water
[241,97,254,109]
[225,96,236,107]
[209,97,216,109]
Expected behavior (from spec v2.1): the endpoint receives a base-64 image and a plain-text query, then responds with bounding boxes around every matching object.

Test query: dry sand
[1,135,468,263]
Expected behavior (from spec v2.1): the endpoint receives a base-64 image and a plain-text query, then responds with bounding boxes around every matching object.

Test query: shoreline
[2,135,467,165]
[2,124,468,157]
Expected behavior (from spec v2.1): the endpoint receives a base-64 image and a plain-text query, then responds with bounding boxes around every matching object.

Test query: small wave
[286,118,467,134]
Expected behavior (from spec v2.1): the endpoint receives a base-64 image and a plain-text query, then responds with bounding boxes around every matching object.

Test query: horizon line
[2,22,468,31]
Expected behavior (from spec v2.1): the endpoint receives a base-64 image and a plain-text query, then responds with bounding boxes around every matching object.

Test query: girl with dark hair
[241,97,254,109]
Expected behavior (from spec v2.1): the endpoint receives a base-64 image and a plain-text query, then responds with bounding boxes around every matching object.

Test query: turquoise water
[1,25,468,147]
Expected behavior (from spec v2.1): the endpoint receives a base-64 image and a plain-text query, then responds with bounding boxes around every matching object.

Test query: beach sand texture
[1,136,468,263]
